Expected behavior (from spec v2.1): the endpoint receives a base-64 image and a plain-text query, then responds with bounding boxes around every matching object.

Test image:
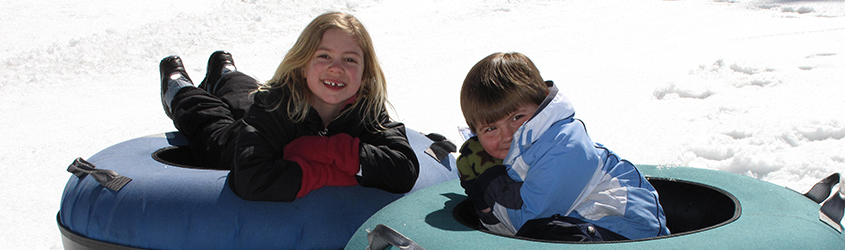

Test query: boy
[457,52,670,241]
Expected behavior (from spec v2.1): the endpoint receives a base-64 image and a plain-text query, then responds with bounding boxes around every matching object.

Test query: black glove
[483,172,524,210]
[475,165,507,194]
[461,165,507,211]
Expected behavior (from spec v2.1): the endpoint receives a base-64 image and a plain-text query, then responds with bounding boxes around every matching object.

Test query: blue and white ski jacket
[492,82,670,240]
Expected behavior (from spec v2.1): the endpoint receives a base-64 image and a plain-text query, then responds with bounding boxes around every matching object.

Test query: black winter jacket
[227,87,420,202]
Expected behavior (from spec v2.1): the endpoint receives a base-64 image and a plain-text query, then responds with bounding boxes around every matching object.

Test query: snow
[1,0,843,249]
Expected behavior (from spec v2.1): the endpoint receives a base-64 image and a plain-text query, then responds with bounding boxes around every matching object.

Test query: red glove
[283,133,361,198]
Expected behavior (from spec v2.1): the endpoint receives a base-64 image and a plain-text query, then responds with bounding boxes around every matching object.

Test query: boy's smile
[476,103,539,159]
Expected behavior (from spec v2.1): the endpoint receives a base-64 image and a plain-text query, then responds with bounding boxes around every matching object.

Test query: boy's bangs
[468,91,533,130]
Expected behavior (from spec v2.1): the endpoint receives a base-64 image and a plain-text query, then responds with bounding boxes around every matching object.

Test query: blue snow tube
[57,128,458,249]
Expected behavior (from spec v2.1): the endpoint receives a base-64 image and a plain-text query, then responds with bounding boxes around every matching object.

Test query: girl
[159,12,419,202]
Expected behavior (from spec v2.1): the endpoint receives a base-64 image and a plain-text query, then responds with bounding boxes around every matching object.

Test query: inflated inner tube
[452,178,741,242]
[58,128,459,250]
[346,164,845,249]
[151,146,201,169]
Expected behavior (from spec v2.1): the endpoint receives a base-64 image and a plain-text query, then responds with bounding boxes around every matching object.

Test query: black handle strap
[67,157,132,192]
[424,133,456,163]
[367,224,425,250]
[819,178,844,233]
[805,173,840,203]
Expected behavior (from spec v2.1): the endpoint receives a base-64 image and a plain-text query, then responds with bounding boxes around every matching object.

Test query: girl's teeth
[323,80,345,87]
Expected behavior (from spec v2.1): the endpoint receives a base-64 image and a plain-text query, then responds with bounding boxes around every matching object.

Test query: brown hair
[460,52,549,133]
[260,12,389,128]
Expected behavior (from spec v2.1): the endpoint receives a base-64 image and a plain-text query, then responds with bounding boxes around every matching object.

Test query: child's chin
[491,152,507,160]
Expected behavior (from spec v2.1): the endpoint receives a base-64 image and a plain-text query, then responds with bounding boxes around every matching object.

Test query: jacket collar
[503,81,576,166]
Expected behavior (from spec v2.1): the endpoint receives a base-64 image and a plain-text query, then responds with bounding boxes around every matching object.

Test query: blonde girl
[159,12,419,202]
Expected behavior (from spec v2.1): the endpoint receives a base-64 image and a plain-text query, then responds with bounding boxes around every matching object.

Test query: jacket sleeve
[227,103,303,202]
[355,112,420,193]
[506,119,599,225]
[457,137,507,211]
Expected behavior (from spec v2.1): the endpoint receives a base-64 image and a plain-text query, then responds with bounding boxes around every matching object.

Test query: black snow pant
[170,72,259,170]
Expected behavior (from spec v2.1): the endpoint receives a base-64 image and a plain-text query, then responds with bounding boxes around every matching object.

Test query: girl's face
[304,28,365,115]
[475,103,539,159]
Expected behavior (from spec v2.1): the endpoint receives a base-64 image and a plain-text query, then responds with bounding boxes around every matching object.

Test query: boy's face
[475,103,539,159]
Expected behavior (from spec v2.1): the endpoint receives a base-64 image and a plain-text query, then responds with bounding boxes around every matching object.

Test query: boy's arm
[483,173,524,210]
[462,164,509,210]
[479,171,523,235]
[463,165,514,225]
[460,178,489,211]
[456,137,505,211]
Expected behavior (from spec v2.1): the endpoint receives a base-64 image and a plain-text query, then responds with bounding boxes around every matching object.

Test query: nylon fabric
[492,82,670,240]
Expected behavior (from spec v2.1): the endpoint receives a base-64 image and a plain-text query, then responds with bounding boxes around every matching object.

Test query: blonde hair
[460,52,549,133]
[261,12,389,128]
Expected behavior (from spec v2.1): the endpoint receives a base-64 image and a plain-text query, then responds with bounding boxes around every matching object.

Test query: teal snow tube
[346,165,845,249]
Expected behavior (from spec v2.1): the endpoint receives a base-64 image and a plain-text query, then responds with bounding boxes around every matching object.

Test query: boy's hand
[476,165,507,190]
[484,174,524,210]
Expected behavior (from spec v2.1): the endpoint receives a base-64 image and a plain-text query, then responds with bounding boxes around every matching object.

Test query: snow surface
[1,0,844,249]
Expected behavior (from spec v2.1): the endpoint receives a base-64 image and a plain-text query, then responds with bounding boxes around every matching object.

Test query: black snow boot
[198,50,237,96]
[159,56,193,119]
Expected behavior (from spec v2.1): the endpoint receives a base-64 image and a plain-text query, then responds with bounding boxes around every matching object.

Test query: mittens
[283,133,362,198]
[475,165,508,192]
[284,133,361,175]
